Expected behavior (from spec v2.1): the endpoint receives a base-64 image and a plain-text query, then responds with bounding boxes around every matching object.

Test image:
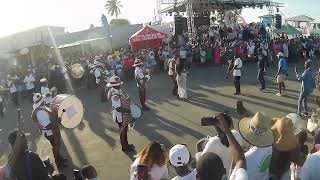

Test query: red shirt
[123,57,134,70]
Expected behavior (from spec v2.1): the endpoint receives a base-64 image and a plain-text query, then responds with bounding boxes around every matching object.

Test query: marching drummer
[107,76,135,152]
[40,78,53,106]
[133,59,150,111]
[93,61,107,102]
[31,93,68,167]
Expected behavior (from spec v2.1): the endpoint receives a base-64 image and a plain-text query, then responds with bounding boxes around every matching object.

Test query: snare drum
[50,94,84,129]
[130,104,142,119]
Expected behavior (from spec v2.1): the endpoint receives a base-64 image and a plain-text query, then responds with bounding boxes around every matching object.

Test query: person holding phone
[7,115,50,179]
[197,113,245,174]
[196,114,248,180]
[0,117,24,179]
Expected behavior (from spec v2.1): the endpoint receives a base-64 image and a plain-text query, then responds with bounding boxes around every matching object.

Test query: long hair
[138,141,167,168]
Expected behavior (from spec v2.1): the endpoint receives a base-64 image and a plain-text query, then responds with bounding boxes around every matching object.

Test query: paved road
[0,61,317,179]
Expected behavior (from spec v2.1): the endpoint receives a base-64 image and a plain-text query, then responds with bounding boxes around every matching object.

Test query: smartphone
[137,165,149,180]
[17,108,21,121]
[201,117,216,126]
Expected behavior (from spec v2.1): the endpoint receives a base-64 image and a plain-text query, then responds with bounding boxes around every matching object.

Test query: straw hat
[32,93,44,109]
[271,117,300,151]
[133,59,143,67]
[106,76,123,87]
[238,112,275,147]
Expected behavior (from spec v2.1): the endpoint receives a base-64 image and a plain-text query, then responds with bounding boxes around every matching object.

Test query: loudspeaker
[275,14,282,29]
[174,15,187,35]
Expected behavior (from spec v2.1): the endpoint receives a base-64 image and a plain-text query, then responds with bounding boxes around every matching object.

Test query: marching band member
[40,78,53,106]
[93,61,107,102]
[23,69,35,101]
[133,59,150,111]
[31,93,68,167]
[7,74,19,106]
[107,76,135,152]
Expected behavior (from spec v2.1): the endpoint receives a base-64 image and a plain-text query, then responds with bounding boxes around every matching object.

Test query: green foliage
[105,0,123,18]
[110,18,130,27]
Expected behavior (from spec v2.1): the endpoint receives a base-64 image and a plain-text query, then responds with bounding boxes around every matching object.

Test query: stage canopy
[129,26,168,50]
[160,0,272,14]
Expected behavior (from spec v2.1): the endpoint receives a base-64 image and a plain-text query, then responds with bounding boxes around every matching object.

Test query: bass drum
[71,63,85,79]
[50,94,84,129]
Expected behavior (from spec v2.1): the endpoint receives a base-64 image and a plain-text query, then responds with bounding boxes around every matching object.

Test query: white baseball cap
[169,144,190,167]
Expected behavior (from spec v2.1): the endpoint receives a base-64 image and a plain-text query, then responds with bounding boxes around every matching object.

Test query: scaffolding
[186,0,196,44]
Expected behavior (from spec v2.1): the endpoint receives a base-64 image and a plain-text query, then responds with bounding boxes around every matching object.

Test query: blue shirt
[278,58,287,75]
[298,68,314,93]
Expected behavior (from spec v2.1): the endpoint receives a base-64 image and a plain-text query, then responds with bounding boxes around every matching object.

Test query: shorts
[277,74,286,84]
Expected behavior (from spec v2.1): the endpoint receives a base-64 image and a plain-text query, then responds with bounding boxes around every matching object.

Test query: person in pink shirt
[214,43,222,65]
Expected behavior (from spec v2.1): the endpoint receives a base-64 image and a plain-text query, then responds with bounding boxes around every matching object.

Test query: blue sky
[0,0,318,37]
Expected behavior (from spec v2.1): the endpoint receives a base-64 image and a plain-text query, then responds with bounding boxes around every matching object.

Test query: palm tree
[105,0,123,19]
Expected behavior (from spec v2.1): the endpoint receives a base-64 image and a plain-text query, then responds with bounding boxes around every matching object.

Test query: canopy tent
[129,26,168,50]
[274,24,302,35]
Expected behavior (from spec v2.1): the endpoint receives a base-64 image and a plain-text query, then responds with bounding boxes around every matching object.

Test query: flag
[101,14,111,38]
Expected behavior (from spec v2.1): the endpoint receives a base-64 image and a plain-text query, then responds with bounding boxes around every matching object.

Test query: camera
[201,111,231,126]
[73,169,84,180]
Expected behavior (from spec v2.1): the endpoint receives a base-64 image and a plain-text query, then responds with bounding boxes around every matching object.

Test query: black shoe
[142,106,150,111]
[122,146,135,152]
[128,144,135,149]
[234,93,241,95]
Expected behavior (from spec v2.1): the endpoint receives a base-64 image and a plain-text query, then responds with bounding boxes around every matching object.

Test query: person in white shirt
[24,70,35,101]
[200,48,206,64]
[107,76,135,152]
[94,62,107,102]
[168,54,178,97]
[233,58,242,95]
[294,151,320,180]
[40,78,53,106]
[169,144,197,180]
[130,141,169,180]
[31,93,67,168]
[196,113,248,180]
[238,112,275,180]
[197,113,244,174]
[134,59,150,110]
[7,74,19,106]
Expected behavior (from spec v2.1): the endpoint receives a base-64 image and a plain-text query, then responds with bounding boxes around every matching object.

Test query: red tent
[129,26,168,50]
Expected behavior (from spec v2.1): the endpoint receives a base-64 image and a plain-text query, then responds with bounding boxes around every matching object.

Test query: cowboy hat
[238,112,275,147]
[106,76,124,87]
[33,93,44,109]
[271,117,300,151]
[133,59,143,67]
